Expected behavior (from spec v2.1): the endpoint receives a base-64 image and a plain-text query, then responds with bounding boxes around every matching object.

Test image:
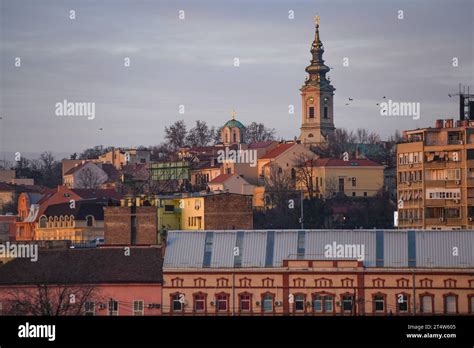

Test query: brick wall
[204,193,253,230]
[136,206,158,244]
[104,206,157,245]
[104,206,132,244]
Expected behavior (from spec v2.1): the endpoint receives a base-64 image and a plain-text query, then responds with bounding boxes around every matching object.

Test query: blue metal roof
[163,229,474,269]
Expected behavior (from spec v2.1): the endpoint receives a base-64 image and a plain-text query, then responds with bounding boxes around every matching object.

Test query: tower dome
[221,111,246,145]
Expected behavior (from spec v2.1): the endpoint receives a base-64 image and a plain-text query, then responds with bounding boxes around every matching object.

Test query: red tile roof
[72,188,123,200]
[63,162,88,176]
[248,141,275,149]
[209,174,233,184]
[259,143,295,159]
[310,158,383,167]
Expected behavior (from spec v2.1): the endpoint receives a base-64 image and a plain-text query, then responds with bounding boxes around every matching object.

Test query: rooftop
[259,143,295,159]
[0,247,163,285]
[163,229,474,269]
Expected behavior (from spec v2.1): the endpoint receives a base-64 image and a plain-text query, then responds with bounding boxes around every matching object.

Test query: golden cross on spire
[315,15,319,26]
[231,109,236,120]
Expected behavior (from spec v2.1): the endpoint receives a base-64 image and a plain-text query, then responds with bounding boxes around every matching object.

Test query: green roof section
[223,119,245,129]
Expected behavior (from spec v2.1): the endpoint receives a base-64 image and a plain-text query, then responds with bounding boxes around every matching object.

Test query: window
[313,294,334,313]
[293,278,306,287]
[420,279,433,288]
[341,278,354,287]
[171,278,184,287]
[373,295,385,312]
[397,294,408,313]
[470,296,474,314]
[363,192,367,197]
[133,300,144,316]
[239,278,251,287]
[84,302,95,316]
[262,278,274,287]
[39,216,47,228]
[216,294,228,312]
[338,178,344,192]
[342,295,353,313]
[108,300,119,316]
[194,293,206,312]
[216,278,229,288]
[172,294,183,312]
[372,279,385,288]
[194,278,206,287]
[351,177,356,187]
[294,295,305,312]
[309,107,315,118]
[315,278,332,288]
[164,205,174,212]
[323,106,328,119]
[239,294,251,312]
[421,295,433,313]
[313,295,323,313]
[86,216,94,227]
[444,295,457,314]
[262,294,273,313]
[444,279,457,288]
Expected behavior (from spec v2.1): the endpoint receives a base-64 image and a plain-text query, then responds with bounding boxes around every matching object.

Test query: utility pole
[412,269,416,315]
[300,189,304,229]
[232,271,236,316]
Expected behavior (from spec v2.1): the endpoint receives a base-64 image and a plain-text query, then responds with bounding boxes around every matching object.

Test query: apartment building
[397,118,474,229]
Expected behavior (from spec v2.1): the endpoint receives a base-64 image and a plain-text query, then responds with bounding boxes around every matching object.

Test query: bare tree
[264,163,293,209]
[294,153,319,199]
[186,120,214,147]
[77,166,103,189]
[165,120,187,151]
[324,177,339,199]
[313,128,357,158]
[0,159,13,170]
[3,284,101,316]
[245,122,276,144]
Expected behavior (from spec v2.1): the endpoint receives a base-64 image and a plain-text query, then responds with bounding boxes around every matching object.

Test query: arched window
[308,133,314,138]
[233,131,237,143]
[39,216,47,228]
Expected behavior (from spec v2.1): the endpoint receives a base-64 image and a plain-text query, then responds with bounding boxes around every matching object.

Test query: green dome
[223,119,245,129]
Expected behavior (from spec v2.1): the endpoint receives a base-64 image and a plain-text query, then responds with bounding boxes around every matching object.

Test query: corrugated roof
[163,230,474,269]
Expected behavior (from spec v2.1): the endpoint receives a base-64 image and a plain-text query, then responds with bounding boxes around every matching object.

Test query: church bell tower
[299,16,335,146]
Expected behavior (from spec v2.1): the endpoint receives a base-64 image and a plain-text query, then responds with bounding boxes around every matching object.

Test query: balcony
[424,161,446,169]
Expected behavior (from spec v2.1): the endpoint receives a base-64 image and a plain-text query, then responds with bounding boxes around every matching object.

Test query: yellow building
[296,158,385,199]
[397,118,474,230]
[35,200,105,243]
[178,193,253,231]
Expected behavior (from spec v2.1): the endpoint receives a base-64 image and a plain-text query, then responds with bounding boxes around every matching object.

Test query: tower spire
[304,15,331,88]
[314,15,320,44]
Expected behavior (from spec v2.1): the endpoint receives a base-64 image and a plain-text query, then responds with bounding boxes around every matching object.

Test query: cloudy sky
[0,0,473,159]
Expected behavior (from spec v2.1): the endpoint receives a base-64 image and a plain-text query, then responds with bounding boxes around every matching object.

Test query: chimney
[435,119,443,128]
[445,119,454,128]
